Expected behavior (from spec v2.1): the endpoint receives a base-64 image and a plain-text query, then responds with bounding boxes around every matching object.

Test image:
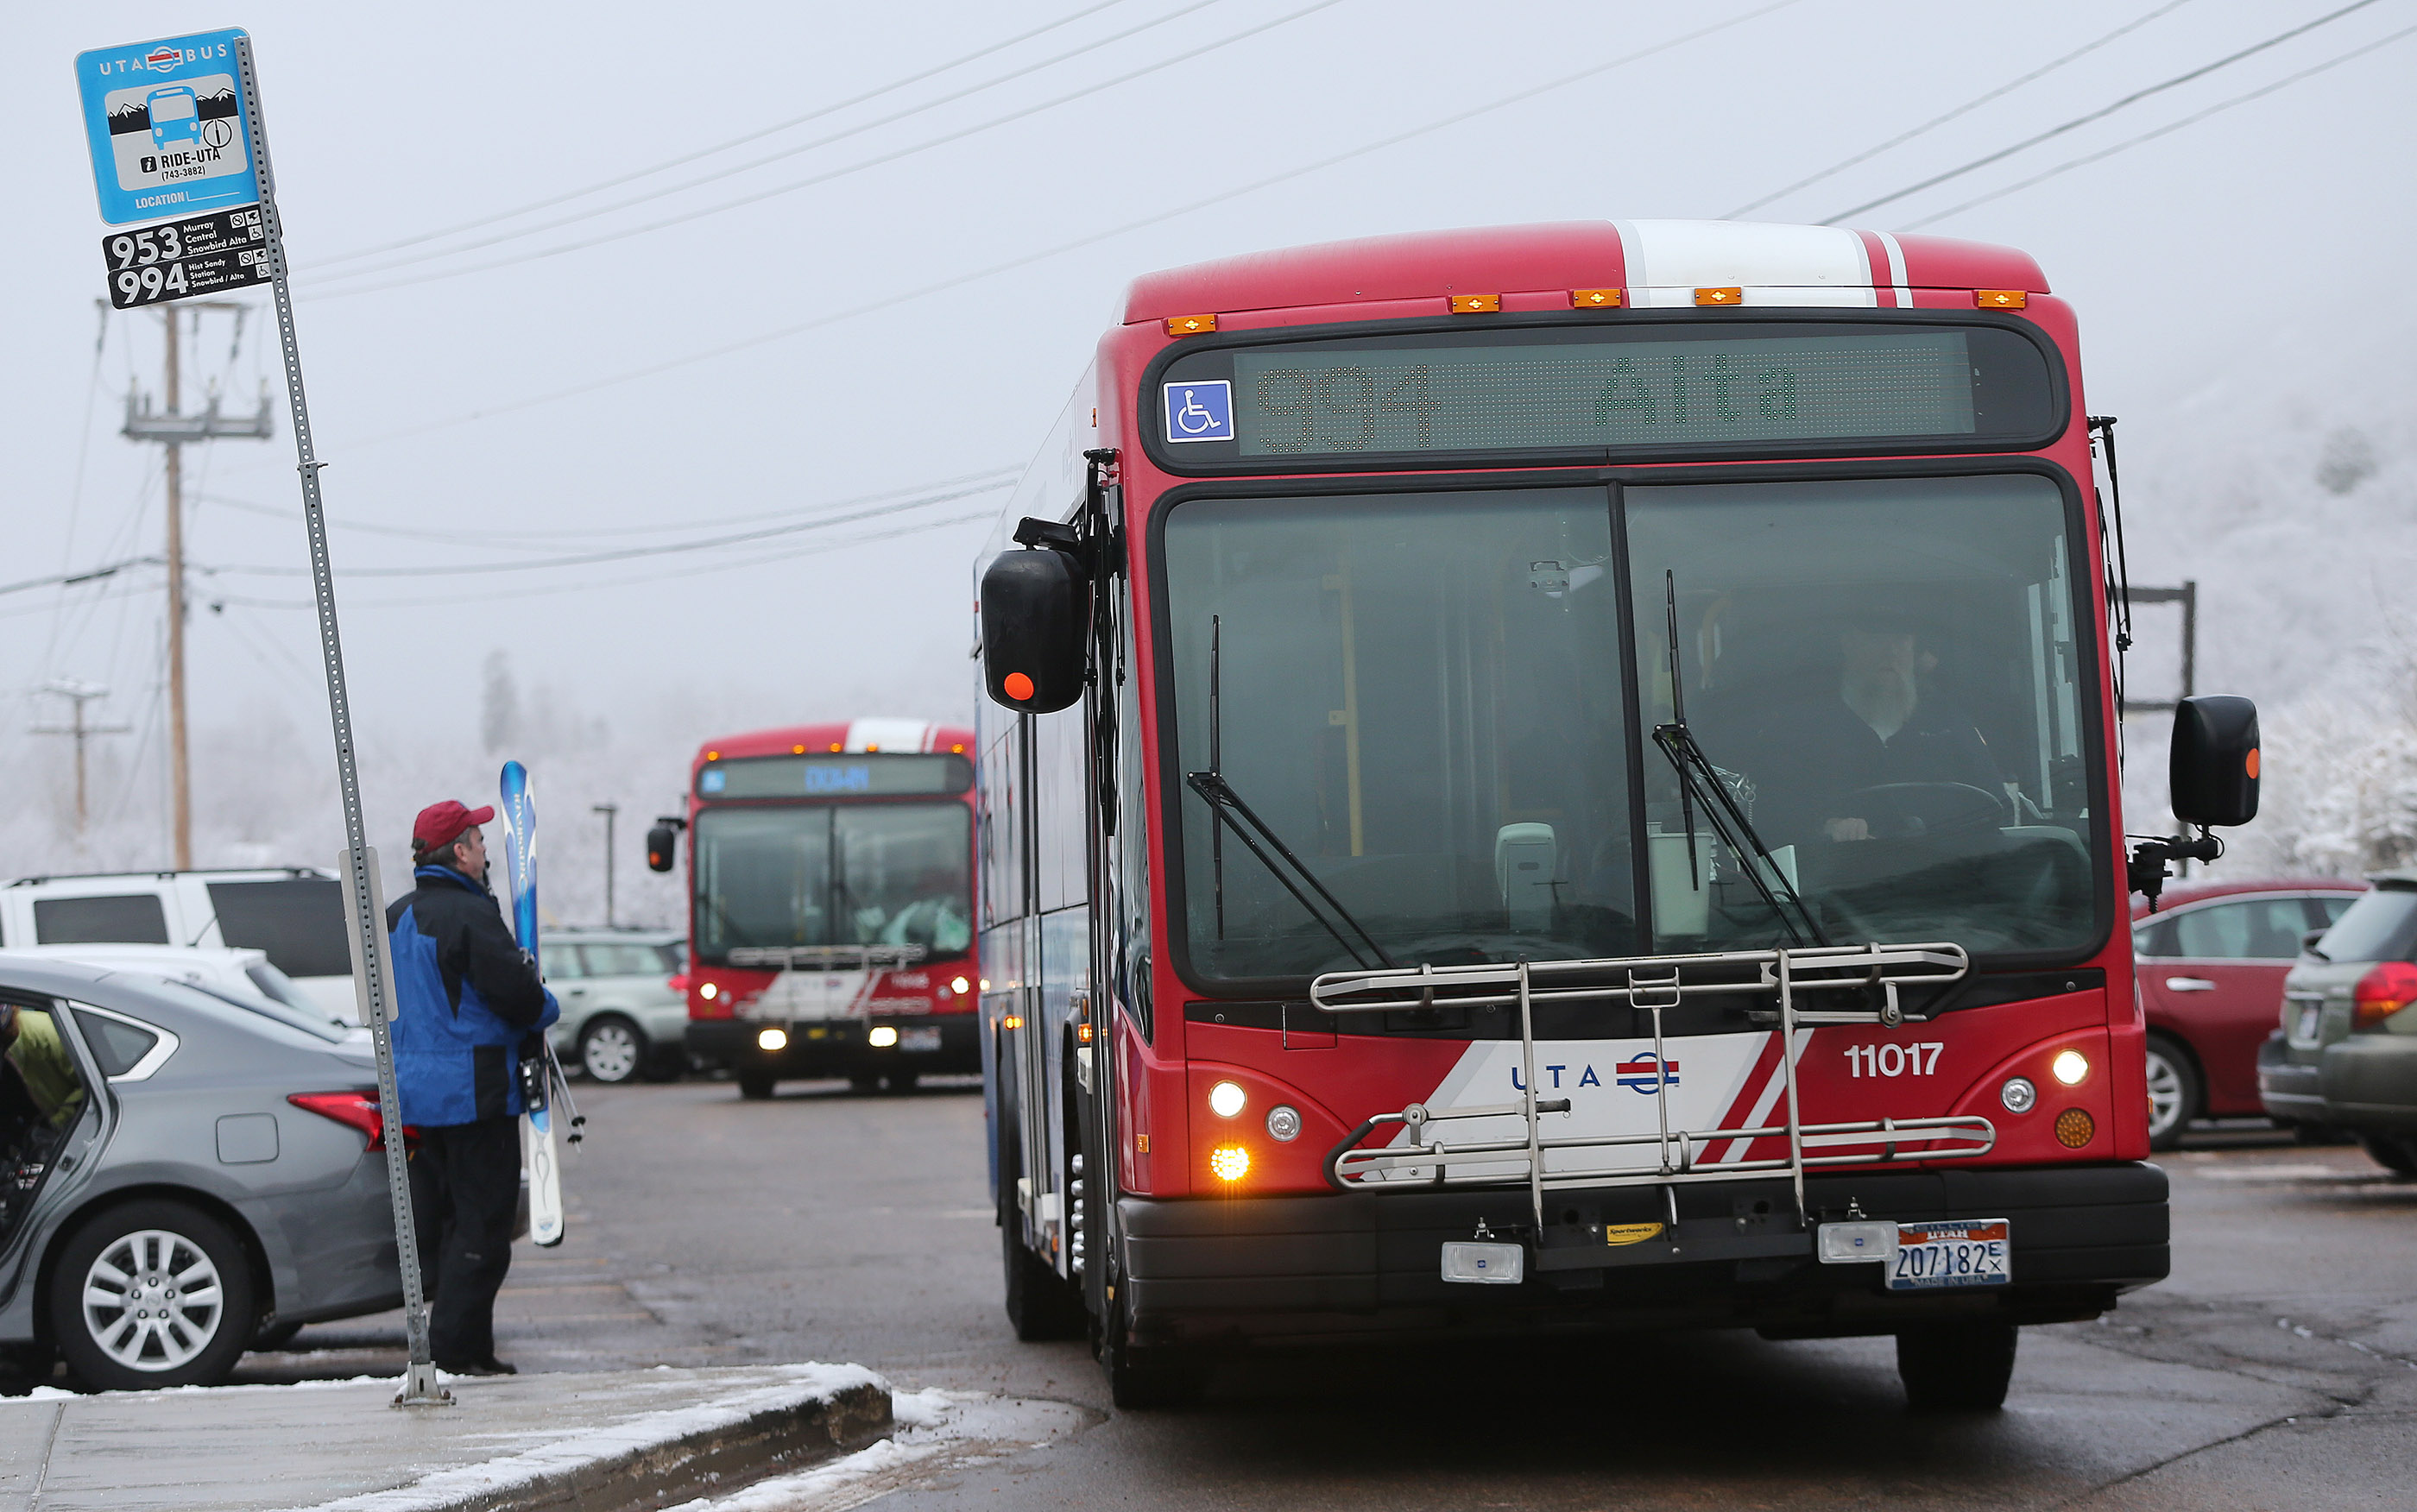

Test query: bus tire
[1896,1320,2018,1411]
[736,1072,776,1100]
[2142,1034,2200,1151]
[885,1071,919,1095]
[1100,1283,1203,1411]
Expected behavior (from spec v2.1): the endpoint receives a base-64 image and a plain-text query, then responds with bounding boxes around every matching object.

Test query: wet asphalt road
[261,1078,2417,1509]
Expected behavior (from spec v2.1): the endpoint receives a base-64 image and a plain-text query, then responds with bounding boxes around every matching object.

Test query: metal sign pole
[230,35,446,1408]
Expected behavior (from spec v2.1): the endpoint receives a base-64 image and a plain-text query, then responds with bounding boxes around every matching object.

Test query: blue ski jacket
[386,864,558,1126]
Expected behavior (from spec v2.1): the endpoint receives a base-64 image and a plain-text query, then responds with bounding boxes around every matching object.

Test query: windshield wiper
[1655,571,1827,948]
[1189,614,1395,972]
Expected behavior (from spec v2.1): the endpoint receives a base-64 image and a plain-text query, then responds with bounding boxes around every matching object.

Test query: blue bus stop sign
[75,28,262,226]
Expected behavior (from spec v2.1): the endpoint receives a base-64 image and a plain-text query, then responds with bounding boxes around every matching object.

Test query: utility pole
[593,803,619,927]
[31,680,131,837]
[121,301,272,867]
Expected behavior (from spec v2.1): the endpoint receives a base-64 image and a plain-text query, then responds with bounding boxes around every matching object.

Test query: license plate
[2295,1004,2322,1042]
[1887,1219,2010,1291]
[899,1025,943,1053]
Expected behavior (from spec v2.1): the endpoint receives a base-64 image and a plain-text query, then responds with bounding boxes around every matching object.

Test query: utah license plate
[899,1025,943,1053]
[1887,1219,2010,1291]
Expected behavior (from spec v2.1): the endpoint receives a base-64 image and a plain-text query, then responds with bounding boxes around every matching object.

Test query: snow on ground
[667,1388,1094,1512]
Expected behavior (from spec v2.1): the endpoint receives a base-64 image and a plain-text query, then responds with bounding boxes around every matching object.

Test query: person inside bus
[1742,612,2010,849]
[878,866,971,954]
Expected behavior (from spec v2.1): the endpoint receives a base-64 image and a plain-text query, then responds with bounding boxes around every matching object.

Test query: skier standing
[388,799,558,1377]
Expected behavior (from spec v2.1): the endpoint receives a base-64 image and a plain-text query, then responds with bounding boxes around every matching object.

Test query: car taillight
[2351,961,2417,1029]
[667,973,688,995]
[289,1092,417,1152]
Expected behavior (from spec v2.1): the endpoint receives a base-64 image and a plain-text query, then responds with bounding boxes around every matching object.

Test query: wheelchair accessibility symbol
[1162,380,1234,443]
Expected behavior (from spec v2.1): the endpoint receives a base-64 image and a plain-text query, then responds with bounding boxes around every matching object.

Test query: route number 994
[1843,1042,1943,1078]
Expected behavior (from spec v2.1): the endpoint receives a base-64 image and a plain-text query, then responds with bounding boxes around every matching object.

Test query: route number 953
[1844,1042,1943,1078]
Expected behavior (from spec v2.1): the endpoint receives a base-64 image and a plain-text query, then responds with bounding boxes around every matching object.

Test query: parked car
[0,956,401,1390]
[0,869,357,1022]
[541,929,685,1084]
[0,944,356,1036]
[2258,871,2417,1174]
[2130,877,2366,1149]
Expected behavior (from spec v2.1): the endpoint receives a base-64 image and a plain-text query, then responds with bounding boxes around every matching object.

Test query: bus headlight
[756,1027,788,1051]
[1209,1145,1251,1181]
[2000,1076,2036,1113]
[1265,1106,1302,1142]
[868,1025,899,1049]
[952,976,971,995]
[1208,1080,1246,1118]
[699,982,719,1000]
[2050,1049,2090,1086]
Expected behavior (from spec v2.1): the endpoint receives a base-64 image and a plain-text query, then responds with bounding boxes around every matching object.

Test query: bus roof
[1122,219,2049,325]
[692,718,973,765]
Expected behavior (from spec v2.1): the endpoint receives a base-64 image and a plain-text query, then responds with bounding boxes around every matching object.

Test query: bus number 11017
[1846,1042,1944,1078]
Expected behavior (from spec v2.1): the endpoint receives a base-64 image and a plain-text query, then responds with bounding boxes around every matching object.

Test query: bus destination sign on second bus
[100,204,271,309]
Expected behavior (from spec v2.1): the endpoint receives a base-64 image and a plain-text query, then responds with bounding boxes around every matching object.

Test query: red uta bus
[648,718,981,1099]
[972,219,2260,1409]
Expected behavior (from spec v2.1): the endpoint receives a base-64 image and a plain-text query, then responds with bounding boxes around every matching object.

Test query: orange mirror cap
[1002,671,1036,702]
[2245,747,2261,779]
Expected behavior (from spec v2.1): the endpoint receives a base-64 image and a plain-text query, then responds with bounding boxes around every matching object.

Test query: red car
[2131,878,2366,1148]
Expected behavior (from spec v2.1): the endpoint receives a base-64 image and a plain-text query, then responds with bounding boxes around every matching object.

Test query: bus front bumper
[1118,1162,2167,1346]
[688,1012,980,1078]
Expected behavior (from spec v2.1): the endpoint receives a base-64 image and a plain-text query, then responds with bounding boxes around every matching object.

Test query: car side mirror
[2301,929,2330,959]
[981,531,1088,715]
[646,817,684,874]
[2169,694,2260,828]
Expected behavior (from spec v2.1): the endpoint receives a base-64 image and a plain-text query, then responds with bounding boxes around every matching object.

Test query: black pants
[408,1115,520,1364]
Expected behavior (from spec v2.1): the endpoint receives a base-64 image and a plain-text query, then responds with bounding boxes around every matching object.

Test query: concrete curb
[294,1377,893,1512]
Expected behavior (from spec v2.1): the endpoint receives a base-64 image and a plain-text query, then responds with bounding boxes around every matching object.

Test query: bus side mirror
[2170,694,2259,828]
[646,819,682,873]
[981,541,1088,715]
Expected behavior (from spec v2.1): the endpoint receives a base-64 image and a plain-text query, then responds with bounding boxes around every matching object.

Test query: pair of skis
[498,759,581,1248]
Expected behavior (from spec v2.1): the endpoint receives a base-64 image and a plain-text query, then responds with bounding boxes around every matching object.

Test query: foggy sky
[6,0,2414,873]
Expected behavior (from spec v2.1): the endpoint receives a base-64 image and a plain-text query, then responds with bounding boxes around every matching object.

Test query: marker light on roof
[1976,289,2029,309]
[1164,313,1217,336]
[1448,293,1500,313]
[1695,287,1742,306]
[1571,288,1624,308]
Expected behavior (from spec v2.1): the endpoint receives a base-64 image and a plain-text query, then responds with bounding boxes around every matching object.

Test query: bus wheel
[1001,1213,1087,1341]
[1100,1284,1204,1411]
[885,1071,919,1095]
[849,1073,882,1096]
[737,1072,776,1100]
[1896,1320,2017,1411]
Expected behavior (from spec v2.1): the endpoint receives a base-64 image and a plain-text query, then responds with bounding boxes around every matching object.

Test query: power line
[309,0,1139,268]
[302,0,1352,301]
[211,507,1005,613]
[277,0,1801,448]
[305,0,1222,285]
[1903,18,2417,229]
[201,476,1016,579]
[1822,0,2387,223]
[192,465,1017,545]
[1725,0,2194,218]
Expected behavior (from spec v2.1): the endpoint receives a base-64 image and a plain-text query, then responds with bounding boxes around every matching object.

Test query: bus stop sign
[75,28,262,226]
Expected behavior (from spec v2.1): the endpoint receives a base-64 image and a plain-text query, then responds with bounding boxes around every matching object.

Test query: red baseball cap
[413,800,494,853]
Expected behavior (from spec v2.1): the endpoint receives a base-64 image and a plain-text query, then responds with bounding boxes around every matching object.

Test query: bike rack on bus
[723,943,931,1019]
[1313,942,1996,1236]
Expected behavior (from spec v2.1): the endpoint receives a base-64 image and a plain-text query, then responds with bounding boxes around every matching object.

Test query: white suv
[0,869,358,1021]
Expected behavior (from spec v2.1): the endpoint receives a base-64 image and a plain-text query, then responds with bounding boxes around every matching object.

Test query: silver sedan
[0,956,402,1390]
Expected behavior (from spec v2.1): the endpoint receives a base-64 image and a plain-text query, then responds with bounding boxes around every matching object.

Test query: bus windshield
[692,803,972,967]
[1160,473,2102,985]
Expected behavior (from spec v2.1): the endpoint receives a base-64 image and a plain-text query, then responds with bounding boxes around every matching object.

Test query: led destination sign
[697,753,972,800]
[1155,321,2057,463]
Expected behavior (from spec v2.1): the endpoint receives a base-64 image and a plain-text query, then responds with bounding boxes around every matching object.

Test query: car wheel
[50,1200,256,1391]
[579,1015,647,1084]
[1897,1320,2018,1411]
[737,1071,777,1100]
[2359,1133,2417,1176]
[2143,1036,2201,1151]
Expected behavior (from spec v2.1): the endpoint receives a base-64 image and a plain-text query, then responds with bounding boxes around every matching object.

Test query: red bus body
[680,718,981,1095]
[978,221,2187,1403]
